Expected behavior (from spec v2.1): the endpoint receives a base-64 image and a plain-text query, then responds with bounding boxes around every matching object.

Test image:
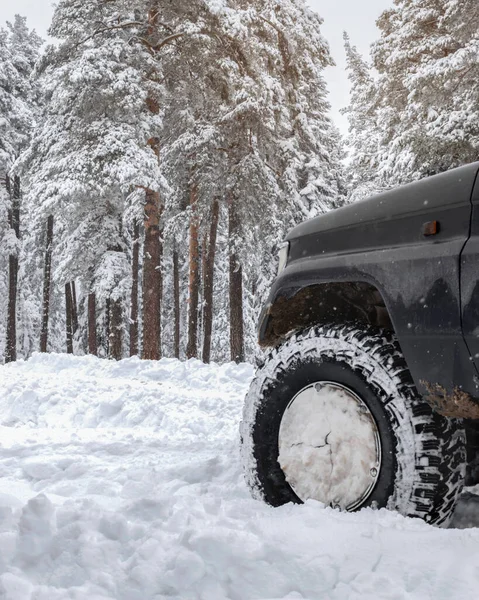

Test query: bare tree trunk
[202,199,219,364]
[109,297,123,361]
[65,283,74,354]
[142,189,162,360]
[40,215,54,353]
[105,297,111,357]
[71,281,78,335]
[139,4,164,362]
[228,200,244,363]
[5,175,20,363]
[6,254,18,361]
[199,231,207,350]
[173,245,180,359]
[130,221,140,356]
[186,181,200,359]
[88,292,97,356]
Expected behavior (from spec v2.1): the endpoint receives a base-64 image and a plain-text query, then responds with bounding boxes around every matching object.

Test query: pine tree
[370,0,449,183]
[220,0,344,360]
[345,0,479,191]
[342,33,381,201]
[404,0,479,170]
[22,0,163,360]
[0,17,42,361]
[157,0,344,362]
[14,0,344,363]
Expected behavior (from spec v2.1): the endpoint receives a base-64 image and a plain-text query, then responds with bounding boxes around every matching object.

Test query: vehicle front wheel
[240,324,466,526]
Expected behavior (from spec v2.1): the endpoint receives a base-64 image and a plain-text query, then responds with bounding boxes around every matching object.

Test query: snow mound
[0,353,250,434]
[0,354,477,600]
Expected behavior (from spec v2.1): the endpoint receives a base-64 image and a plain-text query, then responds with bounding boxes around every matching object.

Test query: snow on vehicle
[241,162,479,526]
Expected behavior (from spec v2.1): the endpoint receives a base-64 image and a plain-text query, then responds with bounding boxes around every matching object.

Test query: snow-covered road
[0,354,478,600]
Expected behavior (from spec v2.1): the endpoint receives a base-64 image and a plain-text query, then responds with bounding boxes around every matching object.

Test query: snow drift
[0,354,477,600]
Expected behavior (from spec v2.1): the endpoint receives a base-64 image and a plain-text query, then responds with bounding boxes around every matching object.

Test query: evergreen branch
[264,162,282,178]
[259,15,281,35]
[73,21,145,48]
[148,11,174,33]
[138,30,222,54]
[134,33,184,55]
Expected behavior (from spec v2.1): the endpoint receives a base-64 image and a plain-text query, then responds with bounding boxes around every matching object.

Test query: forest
[1,0,478,365]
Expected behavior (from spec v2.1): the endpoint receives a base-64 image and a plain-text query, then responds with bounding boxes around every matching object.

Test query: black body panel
[259,163,479,403]
[461,171,479,377]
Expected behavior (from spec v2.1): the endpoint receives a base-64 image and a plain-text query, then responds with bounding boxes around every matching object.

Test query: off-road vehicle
[241,162,479,526]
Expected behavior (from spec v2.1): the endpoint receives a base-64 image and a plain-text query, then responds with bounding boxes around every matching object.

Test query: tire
[240,323,466,526]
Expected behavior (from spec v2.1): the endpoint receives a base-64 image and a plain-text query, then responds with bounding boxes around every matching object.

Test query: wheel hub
[278,381,381,511]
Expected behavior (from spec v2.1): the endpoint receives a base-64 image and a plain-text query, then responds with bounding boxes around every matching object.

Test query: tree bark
[88,292,97,355]
[71,281,78,334]
[129,221,140,357]
[105,297,111,357]
[228,200,244,363]
[65,282,74,354]
[40,215,54,353]
[186,181,200,359]
[5,175,20,363]
[138,6,163,361]
[142,189,162,360]
[199,230,207,347]
[202,199,219,364]
[109,297,123,361]
[173,245,180,359]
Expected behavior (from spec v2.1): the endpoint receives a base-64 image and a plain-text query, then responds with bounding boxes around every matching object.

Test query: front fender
[259,242,479,405]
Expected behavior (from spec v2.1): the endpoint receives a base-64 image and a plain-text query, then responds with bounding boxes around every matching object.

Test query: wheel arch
[259,280,395,349]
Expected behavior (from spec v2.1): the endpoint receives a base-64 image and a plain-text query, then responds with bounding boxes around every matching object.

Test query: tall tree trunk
[202,199,220,364]
[199,231,207,350]
[65,282,74,354]
[129,221,140,357]
[142,189,162,360]
[40,215,54,353]
[173,245,180,360]
[88,292,97,356]
[6,254,19,360]
[140,4,163,362]
[105,297,111,357]
[109,297,123,361]
[186,181,200,359]
[6,175,20,363]
[228,200,244,363]
[71,281,78,334]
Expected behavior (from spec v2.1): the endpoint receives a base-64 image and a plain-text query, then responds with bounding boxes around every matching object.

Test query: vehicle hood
[286,163,479,244]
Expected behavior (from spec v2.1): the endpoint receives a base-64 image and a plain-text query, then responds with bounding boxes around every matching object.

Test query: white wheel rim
[278,381,382,511]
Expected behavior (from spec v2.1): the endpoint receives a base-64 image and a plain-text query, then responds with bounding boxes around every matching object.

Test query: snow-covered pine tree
[346,0,479,192]
[0,17,42,361]
[157,0,344,362]
[19,0,343,363]
[157,0,273,362]
[342,33,382,201]
[404,0,479,171]
[370,0,454,183]
[22,0,163,359]
[257,0,343,220]
[159,0,280,362]
[221,0,344,360]
[0,30,14,358]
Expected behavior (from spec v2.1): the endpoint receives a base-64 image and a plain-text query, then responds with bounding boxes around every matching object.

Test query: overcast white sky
[0,0,392,133]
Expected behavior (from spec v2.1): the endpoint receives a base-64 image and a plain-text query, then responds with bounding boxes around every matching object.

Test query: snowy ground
[0,355,478,600]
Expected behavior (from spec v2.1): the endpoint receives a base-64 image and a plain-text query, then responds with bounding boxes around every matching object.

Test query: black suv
[241,162,479,526]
